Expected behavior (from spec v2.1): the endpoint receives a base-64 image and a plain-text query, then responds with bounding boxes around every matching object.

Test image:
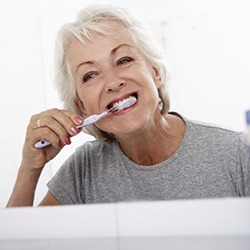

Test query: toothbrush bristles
[110,96,137,113]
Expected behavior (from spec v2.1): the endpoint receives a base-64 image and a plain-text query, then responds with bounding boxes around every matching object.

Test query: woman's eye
[82,72,97,83]
[117,57,133,66]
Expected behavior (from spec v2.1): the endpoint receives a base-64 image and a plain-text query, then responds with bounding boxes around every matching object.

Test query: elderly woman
[7,4,250,206]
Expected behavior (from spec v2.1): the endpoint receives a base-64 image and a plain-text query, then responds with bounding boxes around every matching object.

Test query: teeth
[110,96,136,112]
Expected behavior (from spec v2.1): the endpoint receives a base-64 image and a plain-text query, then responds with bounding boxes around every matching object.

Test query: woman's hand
[6,108,83,207]
[22,108,83,169]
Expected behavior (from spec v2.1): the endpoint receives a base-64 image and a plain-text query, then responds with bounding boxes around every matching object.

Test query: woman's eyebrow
[76,44,133,72]
[76,60,94,73]
[111,43,133,55]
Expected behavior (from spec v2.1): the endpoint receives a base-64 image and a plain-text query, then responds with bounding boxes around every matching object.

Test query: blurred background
[0,0,249,207]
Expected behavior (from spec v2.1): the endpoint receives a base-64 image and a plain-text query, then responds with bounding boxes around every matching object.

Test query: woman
[7,4,250,206]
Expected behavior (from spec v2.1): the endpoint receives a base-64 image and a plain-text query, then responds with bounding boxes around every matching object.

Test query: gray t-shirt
[47,116,250,204]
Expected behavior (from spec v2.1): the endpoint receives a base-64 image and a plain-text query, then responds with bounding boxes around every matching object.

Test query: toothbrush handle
[34,140,51,149]
[34,110,110,149]
[77,110,109,128]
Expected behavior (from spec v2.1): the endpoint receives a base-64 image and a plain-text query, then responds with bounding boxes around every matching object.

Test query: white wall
[0,0,249,208]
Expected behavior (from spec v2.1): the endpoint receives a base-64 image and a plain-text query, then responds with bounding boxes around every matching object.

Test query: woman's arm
[6,109,83,207]
[6,161,43,207]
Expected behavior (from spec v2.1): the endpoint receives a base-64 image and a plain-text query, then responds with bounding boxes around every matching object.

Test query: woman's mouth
[107,93,138,113]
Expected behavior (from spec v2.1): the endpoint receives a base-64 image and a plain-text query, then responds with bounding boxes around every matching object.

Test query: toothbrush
[34,96,137,148]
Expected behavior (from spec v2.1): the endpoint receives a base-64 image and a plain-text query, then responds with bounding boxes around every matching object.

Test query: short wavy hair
[54,4,171,142]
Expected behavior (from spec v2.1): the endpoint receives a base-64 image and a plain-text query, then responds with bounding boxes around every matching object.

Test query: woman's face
[67,22,162,137]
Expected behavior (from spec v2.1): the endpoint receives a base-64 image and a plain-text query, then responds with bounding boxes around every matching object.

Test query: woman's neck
[115,113,186,166]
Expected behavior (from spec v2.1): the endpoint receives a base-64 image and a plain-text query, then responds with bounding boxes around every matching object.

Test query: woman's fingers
[29,125,67,149]
[29,109,83,148]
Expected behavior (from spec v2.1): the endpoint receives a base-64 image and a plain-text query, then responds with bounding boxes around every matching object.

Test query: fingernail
[75,117,83,124]
[65,136,71,145]
[70,126,79,135]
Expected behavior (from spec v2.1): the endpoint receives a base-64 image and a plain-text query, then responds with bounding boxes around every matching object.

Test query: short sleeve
[236,132,250,196]
[47,148,84,204]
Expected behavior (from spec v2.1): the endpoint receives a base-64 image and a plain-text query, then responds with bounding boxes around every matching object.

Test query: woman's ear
[152,66,162,89]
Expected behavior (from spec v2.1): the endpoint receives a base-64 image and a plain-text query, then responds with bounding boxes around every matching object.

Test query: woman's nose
[104,71,126,93]
[105,81,126,92]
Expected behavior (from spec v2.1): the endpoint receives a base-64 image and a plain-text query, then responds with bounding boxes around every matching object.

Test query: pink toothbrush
[34,96,136,148]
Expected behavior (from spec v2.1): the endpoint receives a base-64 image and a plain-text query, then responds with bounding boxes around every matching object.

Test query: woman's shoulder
[187,116,244,139]
[170,111,246,145]
[171,112,242,133]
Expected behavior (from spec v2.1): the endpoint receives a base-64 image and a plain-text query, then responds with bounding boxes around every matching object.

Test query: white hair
[54,4,171,141]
